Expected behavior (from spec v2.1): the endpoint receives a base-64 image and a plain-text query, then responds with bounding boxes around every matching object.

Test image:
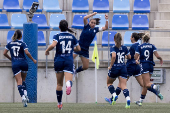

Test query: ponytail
[132,32,143,42]
[142,32,150,43]
[114,33,122,48]
[12,30,22,41]
[59,20,76,35]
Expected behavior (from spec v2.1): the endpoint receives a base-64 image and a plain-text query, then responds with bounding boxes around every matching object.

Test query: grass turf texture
[0,103,170,113]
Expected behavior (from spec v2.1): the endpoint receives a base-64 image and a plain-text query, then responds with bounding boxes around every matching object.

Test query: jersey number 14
[60,41,72,54]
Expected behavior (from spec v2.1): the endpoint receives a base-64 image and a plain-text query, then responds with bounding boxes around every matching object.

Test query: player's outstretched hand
[93,12,97,15]
[33,59,37,64]
[105,14,108,20]
[108,66,112,70]
[45,51,49,55]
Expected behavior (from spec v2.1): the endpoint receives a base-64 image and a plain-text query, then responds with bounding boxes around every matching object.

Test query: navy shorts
[126,64,141,77]
[54,59,73,74]
[108,66,128,79]
[140,62,154,74]
[12,60,28,76]
[74,48,89,59]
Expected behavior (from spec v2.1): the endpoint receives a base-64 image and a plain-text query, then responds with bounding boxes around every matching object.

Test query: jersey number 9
[144,50,150,60]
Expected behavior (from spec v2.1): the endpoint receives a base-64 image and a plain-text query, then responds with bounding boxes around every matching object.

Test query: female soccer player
[134,32,163,105]
[73,12,108,76]
[3,30,37,107]
[105,33,131,108]
[115,33,163,106]
[45,20,80,110]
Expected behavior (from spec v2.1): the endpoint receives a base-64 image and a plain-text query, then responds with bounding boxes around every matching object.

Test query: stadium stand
[102,31,116,46]
[132,14,149,30]
[38,31,46,46]
[93,0,109,13]
[113,0,130,13]
[134,0,150,13]
[11,14,27,29]
[32,14,50,29]
[7,31,23,43]
[72,14,88,29]
[3,0,22,12]
[72,0,89,12]
[0,14,11,29]
[23,0,42,12]
[112,14,129,30]
[49,31,60,44]
[50,14,66,29]
[43,0,62,12]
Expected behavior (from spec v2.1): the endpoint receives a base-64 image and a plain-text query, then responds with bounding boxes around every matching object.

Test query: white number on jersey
[117,52,125,63]
[60,41,72,54]
[11,46,20,57]
[144,50,150,60]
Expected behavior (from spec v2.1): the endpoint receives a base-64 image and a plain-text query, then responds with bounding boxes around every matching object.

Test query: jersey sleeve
[110,47,116,55]
[73,36,79,47]
[152,44,157,52]
[95,27,100,33]
[53,34,59,42]
[5,43,9,50]
[22,42,28,50]
[135,45,140,54]
[125,46,130,55]
[84,23,90,29]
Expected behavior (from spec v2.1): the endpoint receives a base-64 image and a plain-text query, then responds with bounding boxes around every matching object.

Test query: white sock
[24,90,27,96]
[153,85,157,89]
[126,96,130,101]
[139,98,143,103]
[66,81,71,87]
[112,93,117,97]
[22,95,26,100]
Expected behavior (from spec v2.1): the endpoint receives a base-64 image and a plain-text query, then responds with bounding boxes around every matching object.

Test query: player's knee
[57,83,63,87]
[145,84,151,88]
[83,66,89,70]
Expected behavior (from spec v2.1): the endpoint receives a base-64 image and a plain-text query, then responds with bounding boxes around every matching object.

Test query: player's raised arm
[83,12,97,25]
[101,14,109,31]
[3,49,11,61]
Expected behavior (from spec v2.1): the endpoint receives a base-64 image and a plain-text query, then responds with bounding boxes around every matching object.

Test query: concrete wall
[0,65,170,103]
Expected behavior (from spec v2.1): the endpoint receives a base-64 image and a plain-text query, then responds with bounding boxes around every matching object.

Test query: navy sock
[22,81,27,91]
[76,66,84,73]
[70,81,72,87]
[123,89,129,98]
[140,94,146,99]
[116,87,121,96]
[56,90,63,103]
[148,88,158,95]
[108,85,115,94]
[18,85,24,97]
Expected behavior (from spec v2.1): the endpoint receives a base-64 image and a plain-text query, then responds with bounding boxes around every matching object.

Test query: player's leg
[21,72,29,102]
[15,71,27,107]
[64,72,73,95]
[119,76,130,108]
[76,56,89,73]
[56,72,64,110]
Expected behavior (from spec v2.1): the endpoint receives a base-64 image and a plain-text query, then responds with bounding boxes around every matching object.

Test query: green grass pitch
[0,103,170,113]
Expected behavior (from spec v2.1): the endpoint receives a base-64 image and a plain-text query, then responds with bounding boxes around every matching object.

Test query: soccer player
[134,32,163,106]
[3,30,37,107]
[105,33,131,108]
[73,12,108,78]
[45,20,80,110]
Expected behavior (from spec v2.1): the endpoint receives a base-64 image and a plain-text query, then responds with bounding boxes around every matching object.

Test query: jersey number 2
[11,46,20,57]
[60,41,72,54]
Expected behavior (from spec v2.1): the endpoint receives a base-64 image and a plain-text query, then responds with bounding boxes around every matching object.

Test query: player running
[45,20,80,110]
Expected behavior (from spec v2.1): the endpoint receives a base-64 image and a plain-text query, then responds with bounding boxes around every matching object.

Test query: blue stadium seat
[0,14,11,29]
[72,14,88,29]
[113,0,130,13]
[38,31,46,46]
[7,31,23,43]
[93,0,109,13]
[0,9,2,12]
[23,0,42,12]
[93,14,107,28]
[72,0,89,13]
[11,14,27,29]
[43,0,62,12]
[49,31,60,44]
[50,14,66,29]
[132,15,149,30]
[32,14,50,29]
[3,0,22,12]
[134,0,150,13]
[90,35,97,46]
[112,14,129,30]
[124,31,141,47]
[102,31,117,46]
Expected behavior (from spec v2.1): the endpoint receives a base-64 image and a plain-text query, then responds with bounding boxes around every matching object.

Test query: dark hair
[132,33,144,42]
[59,20,75,34]
[114,33,122,48]
[12,30,22,41]
[90,18,100,25]
[142,32,150,43]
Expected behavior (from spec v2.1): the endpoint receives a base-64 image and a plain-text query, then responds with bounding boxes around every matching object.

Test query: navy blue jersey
[53,32,78,61]
[127,42,140,65]
[135,43,157,65]
[78,24,99,50]
[110,45,129,66]
[5,40,28,61]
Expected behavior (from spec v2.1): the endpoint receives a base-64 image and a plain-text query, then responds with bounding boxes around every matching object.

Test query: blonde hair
[12,30,22,41]
[142,32,150,43]
[114,33,122,48]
